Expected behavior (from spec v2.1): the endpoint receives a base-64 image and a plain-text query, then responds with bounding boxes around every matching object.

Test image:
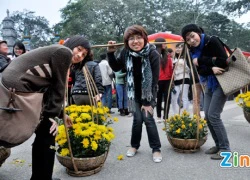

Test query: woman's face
[0,43,8,55]
[162,44,167,50]
[128,34,144,52]
[71,46,88,64]
[175,45,183,54]
[185,32,201,47]
[14,45,24,56]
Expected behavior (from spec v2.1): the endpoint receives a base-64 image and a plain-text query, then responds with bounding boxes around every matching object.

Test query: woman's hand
[94,94,102,102]
[141,105,154,117]
[212,67,225,75]
[107,41,117,53]
[64,114,73,128]
[193,58,199,66]
[49,118,58,136]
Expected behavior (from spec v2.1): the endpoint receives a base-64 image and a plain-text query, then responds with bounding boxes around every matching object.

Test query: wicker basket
[243,110,250,124]
[0,147,11,167]
[167,135,207,153]
[56,151,108,177]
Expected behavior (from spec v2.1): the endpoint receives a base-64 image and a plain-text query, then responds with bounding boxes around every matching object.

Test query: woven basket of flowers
[0,147,11,167]
[235,92,250,123]
[164,110,208,153]
[55,104,116,176]
[56,66,117,176]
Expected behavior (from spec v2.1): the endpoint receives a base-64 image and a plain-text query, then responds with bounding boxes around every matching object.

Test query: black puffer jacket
[190,35,228,76]
[72,60,104,95]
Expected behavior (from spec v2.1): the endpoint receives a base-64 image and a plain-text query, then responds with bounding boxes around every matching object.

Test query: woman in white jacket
[171,43,190,114]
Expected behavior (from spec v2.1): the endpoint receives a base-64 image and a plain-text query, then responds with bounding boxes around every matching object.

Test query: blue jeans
[204,85,230,151]
[101,85,112,109]
[131,102,161,153]
[116,84,128,109]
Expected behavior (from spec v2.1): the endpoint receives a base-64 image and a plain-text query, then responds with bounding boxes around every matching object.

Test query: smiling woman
[106,25,163,163]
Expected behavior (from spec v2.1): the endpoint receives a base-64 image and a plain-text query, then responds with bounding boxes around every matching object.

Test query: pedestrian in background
[12,41,26,59]
[99,53,115,114]
[0,40,10,70]
[155,37,173,122]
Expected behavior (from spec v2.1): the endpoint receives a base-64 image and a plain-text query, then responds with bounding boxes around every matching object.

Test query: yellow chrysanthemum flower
[176,128,181,134]
[58,138,67,146]
[91,141,98,151]
[60,148,70,157]
[117,154,124,160]
[82,138,89,148]
[181,124,186,129]
[113,117,119,122]
[245,101,250,107]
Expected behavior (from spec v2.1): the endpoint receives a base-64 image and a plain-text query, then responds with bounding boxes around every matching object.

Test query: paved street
[1,100,250,180]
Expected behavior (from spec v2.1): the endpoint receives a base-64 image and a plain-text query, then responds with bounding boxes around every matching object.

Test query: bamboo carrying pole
[91,41,184,48]
[163,43,200,151]
[62,65,105,175]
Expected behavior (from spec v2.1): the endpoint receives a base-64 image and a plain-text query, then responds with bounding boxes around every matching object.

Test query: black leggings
[31,118,55,180]
[156,80,171,119]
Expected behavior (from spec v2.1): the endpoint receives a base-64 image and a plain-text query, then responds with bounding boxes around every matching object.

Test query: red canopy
[148,32,250,57]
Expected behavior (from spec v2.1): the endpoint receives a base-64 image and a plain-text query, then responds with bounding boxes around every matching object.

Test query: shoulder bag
[0,74,43,148]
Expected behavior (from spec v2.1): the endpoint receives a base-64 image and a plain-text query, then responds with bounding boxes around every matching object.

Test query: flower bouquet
[163,110,208,152]
[55,103,117,176]
[235,91,250,123]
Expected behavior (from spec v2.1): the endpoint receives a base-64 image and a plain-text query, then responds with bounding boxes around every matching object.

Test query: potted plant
[55,103,117,177]
[163,110,208,153]
[235,91,250,123]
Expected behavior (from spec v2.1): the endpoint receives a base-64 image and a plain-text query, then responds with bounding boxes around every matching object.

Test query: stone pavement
[1,100,250,180]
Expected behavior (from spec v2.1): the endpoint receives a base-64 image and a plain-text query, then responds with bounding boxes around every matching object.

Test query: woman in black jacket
[182,24,230,160]
[107,25,162,163]
[71,51,104,105]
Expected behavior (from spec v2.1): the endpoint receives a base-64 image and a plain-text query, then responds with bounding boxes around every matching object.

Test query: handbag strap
[214,36,233,55]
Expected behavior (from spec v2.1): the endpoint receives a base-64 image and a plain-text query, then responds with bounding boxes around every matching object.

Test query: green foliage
[224,0,250,15]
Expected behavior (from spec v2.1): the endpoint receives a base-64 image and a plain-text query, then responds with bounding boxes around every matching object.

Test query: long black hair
[155,37,168,71]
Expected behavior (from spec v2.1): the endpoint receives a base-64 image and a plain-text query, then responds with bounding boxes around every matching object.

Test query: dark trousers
[72,94,91,105]
[156,80,171,119]
[31,119,56,180]
[204,86,230,150]
[131,102,161,153]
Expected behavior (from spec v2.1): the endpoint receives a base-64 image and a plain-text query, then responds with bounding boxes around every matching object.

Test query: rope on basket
[186,46,200,150]
[62,65,104,175]
[164,43,184,128]
[163,43,200,151]
[63,70,79,173]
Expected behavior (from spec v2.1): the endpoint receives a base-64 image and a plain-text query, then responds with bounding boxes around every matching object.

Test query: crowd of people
[1,23,247,179]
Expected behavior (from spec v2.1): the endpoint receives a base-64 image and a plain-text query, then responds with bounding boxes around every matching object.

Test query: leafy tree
[10,10,54,49]
[224,0,250,15]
